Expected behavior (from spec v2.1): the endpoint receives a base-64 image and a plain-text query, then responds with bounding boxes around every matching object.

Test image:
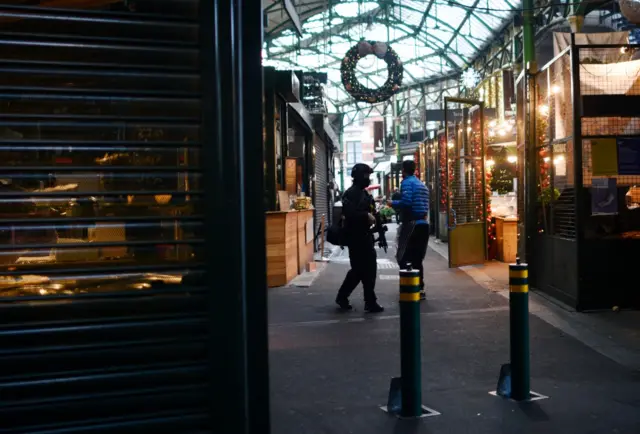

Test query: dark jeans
[337,238,377,303]
[399,224,430,291]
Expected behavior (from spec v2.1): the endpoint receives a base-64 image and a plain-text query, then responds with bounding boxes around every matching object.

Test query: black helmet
[351,163,373,179]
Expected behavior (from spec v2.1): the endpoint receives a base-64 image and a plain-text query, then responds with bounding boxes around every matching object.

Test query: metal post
[395,96,401,161]
[522,0,535,65]
[509,260,530,401]
[202,0,270,431]
[399,268,422,417]
[338,114,345,191]
[523,0,536,266]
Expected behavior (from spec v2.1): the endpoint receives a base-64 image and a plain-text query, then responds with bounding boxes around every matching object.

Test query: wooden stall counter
[266,211,298,288]
[296,209,314,274]
[496,216,518,263]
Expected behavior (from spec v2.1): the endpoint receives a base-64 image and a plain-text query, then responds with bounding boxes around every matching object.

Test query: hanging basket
[340,40,403,104]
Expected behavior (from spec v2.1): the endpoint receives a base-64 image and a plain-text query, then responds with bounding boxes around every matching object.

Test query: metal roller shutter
[314,137,328,239]
[0,1,208,432]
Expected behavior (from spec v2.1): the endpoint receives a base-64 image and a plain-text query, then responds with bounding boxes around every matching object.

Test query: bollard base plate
[489,390,548,402]
[379,405,441,419]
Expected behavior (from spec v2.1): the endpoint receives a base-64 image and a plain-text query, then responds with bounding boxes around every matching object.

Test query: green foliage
[539,187,560,205]
[380,206,395,219]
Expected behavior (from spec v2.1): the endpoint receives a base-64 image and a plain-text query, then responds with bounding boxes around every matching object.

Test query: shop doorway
[445,97,488,268]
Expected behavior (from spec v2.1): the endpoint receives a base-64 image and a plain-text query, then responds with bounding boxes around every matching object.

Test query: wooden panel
[502,219,518,263]
[266,212,298,287]
[297,210,314,274]
[496,218,504,261]
[285,212,298,282]
[449,222,485,267]
[285,158,297,195]
[496,217,517,263]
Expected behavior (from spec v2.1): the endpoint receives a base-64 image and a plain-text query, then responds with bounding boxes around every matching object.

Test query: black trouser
[337,236,377,304]
[399,224,430,292]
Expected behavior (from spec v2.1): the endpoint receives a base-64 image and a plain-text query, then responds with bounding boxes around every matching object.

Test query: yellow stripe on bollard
[399,292,421,302]
[509,284,529,293]
[400,277,420,287]
[509,270,528,279]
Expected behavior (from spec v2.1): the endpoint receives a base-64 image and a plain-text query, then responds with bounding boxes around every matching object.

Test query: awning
[373,161,391,173]
[288,102,313,133]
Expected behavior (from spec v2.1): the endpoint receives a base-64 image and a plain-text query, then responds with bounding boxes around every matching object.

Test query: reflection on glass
[0,0,202,298]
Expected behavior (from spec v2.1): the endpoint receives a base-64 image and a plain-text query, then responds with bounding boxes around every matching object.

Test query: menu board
[285,158,297,194]
[618,138,640,175]
[591,138,618,176]
[591,178,618,215]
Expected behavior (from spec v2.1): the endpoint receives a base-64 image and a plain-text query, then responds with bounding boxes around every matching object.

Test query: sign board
[285,158,297,194]
[617,138,640,175]
[591,138,618,176]
[591,178,618,215]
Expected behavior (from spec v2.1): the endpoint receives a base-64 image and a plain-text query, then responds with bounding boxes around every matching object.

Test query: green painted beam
[268,6,384,54]
[413,0,436,36]
[443,0,483,52]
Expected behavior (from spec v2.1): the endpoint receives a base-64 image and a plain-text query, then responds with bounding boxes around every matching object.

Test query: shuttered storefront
[0,1,209,432]
[313,136,329,239]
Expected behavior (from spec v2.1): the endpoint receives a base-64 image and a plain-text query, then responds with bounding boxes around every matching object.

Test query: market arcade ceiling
[263,0,519,110]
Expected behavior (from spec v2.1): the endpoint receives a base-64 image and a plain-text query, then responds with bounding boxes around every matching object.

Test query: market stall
[526,35,640,309]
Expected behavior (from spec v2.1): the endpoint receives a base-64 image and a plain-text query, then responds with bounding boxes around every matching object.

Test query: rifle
[372,210,389,253]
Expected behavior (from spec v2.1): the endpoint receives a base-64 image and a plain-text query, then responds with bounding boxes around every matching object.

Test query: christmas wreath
[340,40,403,104]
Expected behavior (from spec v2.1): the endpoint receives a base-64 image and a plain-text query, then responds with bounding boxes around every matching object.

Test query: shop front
[263,69,338,287]
[0,0,271,431]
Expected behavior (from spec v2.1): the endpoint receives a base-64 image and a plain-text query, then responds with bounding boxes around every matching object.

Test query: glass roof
[264,0,518,109]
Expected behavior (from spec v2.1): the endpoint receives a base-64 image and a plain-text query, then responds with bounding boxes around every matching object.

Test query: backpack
[326,215,345,246]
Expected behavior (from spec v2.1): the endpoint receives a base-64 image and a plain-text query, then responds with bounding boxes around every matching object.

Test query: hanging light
[507,156,517,163]
[539,104,550,116]
[486,159,495,167]
[447,142,454,148]
[551,85,561,94]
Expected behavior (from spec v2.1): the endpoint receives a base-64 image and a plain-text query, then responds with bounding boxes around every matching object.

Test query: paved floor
[269,226,640,433]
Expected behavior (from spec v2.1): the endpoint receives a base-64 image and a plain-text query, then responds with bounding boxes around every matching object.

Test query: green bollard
[399,268,422,417]
[509,260,530,401]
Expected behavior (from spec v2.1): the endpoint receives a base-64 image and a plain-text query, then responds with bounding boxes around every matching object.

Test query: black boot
[420,290,426,301]
[336,296,353,311]
[364,302,384,313]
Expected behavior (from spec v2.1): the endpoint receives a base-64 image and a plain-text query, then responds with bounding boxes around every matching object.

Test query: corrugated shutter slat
[0,1,206,432]
[314,137,328,237]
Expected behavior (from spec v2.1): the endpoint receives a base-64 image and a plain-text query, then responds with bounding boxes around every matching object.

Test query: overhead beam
[283,0,304,37]
[414,0,436,36]
[443,0,483,52]
[270,6,384,56]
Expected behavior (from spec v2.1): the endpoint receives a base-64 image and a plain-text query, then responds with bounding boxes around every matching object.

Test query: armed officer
[335,163,384,313]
